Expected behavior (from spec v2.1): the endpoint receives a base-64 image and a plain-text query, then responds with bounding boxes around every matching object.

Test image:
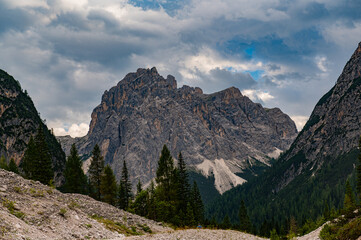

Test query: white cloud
[290,115,309,131]
[315,56,327,72]
[53,123,89,137]
[242,89,275,103]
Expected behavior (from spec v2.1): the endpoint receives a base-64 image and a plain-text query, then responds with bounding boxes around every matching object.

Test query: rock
[0,70,66,186]
[58,68,297,194]
[0,169,170,240]
[0,184,7,192]
[275,42,361,191]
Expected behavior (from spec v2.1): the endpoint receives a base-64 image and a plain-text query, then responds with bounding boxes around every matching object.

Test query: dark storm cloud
[0,0,360,135]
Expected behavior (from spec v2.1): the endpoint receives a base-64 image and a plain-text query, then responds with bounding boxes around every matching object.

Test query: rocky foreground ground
[0,169,326,239]
[0,169,170,240]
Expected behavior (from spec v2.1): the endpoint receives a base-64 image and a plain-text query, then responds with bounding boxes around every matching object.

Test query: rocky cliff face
[0,70,66,185]
[59,67,297,194]
[275,42,361,191]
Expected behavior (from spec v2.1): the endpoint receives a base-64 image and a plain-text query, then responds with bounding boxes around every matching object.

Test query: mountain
[58,67,297,194]
[0,70,66,185]
[206,42,361,228]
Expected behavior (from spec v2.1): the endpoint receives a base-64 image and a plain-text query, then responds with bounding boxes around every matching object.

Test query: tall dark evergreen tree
[191,181,204,224]
[147,180,156,220]
[100,165,117,206]
[136,179,142,196]
[33,126,53,185]
[8,158,19,174]
[22,136,36,178]
[118,160,132,210]
[177,152,190,213]
[88,144,104,200]
[357,136,361,202]
[64,144,87,194]
[239,200,252,232]
[344,179,356,212]
[156,145,175,201]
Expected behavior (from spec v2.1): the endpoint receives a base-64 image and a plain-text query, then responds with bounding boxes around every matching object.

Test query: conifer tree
[100,165,117,205]
[0,156,8,170]
[88,144,104,200]
[64,144,87,194]
[177,152,190,213]
[118,160,132,210]
[132,189,148,216]
[323,200,330,220]
[191,181,204,224]
[147,180,156,220]
[156,145,175,201]
[33,126,53,185]
[8,158,19,174]
[357,136,361,202]
[222,214,231,229]
[344,179,356,212]
[239,200,252,232]
[185,202,196,226]
[136,179,142,196]
[22,136,36,178]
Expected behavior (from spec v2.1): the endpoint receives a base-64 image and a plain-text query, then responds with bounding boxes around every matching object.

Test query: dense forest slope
[58,67,297,194]
[207,42,361,230]
[0,70,65,185]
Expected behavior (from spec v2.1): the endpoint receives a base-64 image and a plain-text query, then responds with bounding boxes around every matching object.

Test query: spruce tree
[118,160,132,210]
[33,126,53,185]
[0,156,8,170]
[221,214,231,229]
[8,158,19,174]
[239,200,252,232]
[156,145,175,201]
[136,179,142,196]
[177,152,190,214]
[100,165,117,205]
[22,136,36,178]
[344,179,356,212]
[64,144,87,194]
[88,144,104,200]
[357,136,361,202]
[185,202,196,226]
[147,180,156,220]
[191,181,204,224]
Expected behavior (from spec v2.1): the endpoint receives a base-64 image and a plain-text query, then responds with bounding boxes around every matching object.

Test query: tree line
[0,128,207,228]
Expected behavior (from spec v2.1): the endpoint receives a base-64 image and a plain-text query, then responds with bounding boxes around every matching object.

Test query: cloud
[0,0,360,138]
[53,123,89,138]
[290,115,309,131]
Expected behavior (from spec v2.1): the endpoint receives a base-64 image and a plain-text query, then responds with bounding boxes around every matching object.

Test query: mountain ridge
[58,67,297,194]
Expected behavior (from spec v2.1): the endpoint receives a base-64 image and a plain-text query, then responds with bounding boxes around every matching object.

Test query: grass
[59,208,67,217]
[2,198,25,219]
[90,214,142,236]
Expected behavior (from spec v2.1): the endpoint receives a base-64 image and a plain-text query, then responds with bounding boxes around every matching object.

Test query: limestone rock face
[0,70,65,185]
[275,42,361,191]
[59,67,297,194]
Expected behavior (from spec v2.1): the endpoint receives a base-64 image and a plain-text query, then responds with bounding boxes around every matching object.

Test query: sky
[1,0,361,137]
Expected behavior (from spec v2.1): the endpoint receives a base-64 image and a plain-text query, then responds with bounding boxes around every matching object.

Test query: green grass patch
[2,198,25,219]
[90,214,142,236]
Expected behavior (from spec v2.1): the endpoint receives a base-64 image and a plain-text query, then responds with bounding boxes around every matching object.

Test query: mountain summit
[59,67,297,194]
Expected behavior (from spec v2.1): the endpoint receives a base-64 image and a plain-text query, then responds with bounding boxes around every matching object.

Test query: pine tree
[88,144,104,200]
[136,179,142,196]
[357,136,361,202]
[323,200,330,220]
[22,136,36,178]
[8,158,19,174]
[64,144,87,194]
[118,160,132,210]
[221,214,231,229]
[100,165,117,205]
[239,200,252,232]
[177,152,190,215]
[156,145,175,201]
[33,126,53,185]
[147,180,157,220]
[132,189,149,217]
[191,181,204,224]
[0,156,8,170]
[344,179,356,212]
[185,202,196,226]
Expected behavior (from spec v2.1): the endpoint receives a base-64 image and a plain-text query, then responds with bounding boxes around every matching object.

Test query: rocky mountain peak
[61,68,297,194]
[275,42,361,191]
